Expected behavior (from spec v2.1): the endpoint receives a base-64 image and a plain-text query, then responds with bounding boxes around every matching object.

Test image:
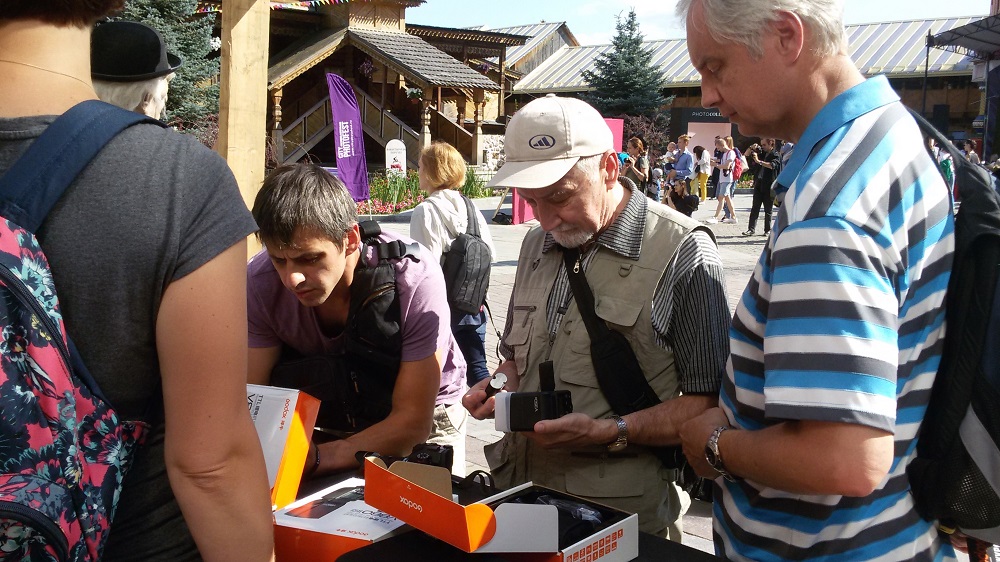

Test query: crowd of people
[0,0,980,561]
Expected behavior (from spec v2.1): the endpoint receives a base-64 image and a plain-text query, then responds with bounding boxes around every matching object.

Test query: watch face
[705,445,719,467]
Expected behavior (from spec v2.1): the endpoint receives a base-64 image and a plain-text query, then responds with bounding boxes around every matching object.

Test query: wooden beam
[217,0,270,256]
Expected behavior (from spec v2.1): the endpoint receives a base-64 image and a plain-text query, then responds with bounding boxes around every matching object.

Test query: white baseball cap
[487,94,613,189]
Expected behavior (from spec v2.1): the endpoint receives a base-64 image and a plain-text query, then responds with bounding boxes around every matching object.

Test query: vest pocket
[560,298,644,389]
[562,454,650,498]
[507,305,536,379]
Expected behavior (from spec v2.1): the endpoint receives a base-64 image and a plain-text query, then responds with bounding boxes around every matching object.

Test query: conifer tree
[113,0,219,123]
[582,9,664,117]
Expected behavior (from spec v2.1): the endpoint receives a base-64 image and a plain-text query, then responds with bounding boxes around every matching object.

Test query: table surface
[335,529,724,562]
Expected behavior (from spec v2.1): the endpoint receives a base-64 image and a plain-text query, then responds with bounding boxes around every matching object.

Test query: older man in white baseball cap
[468,95,732,540]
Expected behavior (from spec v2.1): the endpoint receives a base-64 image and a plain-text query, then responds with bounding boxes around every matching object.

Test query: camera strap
[562,247,686,471]
[562,247,662,414]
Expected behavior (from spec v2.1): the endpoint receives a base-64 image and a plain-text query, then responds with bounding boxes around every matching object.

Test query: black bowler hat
[91,21,183,82]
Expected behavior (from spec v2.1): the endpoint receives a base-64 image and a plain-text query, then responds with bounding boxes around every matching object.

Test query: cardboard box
[273,477,411,561]
[247,384,321,510]
[363,458,638,562]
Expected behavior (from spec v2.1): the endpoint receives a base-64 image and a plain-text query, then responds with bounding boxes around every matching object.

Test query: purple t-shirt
[247,231,466,405]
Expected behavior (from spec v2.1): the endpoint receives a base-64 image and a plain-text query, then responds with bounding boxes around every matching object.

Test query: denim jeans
[453,320,489,386]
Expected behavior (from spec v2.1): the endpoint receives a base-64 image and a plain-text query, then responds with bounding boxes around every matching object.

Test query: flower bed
[358,167,493,215]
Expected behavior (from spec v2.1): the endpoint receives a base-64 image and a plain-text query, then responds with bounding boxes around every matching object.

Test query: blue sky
[406,0,990,45]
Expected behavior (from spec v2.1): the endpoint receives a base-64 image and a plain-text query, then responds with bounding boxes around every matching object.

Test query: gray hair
[253,163,358,249]
[573,153,605,180]
[93,74,172,116]
[676,0,847,58]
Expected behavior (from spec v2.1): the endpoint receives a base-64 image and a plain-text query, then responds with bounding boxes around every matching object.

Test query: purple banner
[326,73,369,202]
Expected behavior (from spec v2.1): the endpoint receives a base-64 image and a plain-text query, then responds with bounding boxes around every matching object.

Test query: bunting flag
[196,0,368,14]
[326,73,369,202]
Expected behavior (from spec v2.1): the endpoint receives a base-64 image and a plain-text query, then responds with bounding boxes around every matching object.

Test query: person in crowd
[706,136,736,223]
[661,140,678,176]
[247,163,469,476]
[927,136,956,194]
[964,140,981,165]
[463,94,731,540]
[91,20,181,120]
[693,144,711,201]
[742,138,780,236]
[676,0,956,560]
[665,174,700,217]
[666,134,695,191]
[649,166,664,202]
[623,135,650,195]
[410,142,497,387]
[0,4,274,560]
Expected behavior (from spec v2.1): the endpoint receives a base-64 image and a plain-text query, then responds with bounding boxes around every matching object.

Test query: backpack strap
[462,195,482,238]
[0,100,161,406]
[0,100,160,233]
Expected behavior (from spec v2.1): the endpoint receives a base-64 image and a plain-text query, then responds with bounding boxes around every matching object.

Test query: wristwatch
[705,426,735,481]
[606,415,628,453]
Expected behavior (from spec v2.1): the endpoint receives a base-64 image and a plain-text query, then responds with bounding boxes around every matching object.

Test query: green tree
[115,0,219,123]
[581,9,665,117]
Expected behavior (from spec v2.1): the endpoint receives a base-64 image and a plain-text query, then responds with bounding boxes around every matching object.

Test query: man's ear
[134,91,154,115]
[601,150,620,189]
[343,223,362,254]
[771,10,806,61]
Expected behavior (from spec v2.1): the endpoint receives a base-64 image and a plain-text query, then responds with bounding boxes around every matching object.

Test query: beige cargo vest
[486,203,706,534]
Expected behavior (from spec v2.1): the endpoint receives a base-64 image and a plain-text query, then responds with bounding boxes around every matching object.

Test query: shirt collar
[542,179,647,260]
[774,75,900,196]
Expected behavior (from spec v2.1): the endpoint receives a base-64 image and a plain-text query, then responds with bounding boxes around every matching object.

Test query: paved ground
[375,189,765,554]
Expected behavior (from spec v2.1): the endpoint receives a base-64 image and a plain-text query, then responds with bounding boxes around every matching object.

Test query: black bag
[271,222,417,434]
[906,109,1000,545]
[562,249,687,471]
[442,196,492,316]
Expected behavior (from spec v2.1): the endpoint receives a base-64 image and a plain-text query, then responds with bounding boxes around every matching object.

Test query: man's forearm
[319,411,434,473]
[717,420,894,496]
[626,393,717,447]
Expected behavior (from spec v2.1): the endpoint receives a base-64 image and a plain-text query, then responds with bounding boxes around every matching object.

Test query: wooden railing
[280,96,334,164]
[430,109,474,162]
[277,84,477,167]
[354,88,420,169]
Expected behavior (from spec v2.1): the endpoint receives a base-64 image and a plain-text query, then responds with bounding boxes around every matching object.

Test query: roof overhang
[268,27,348,90]
[931,14,1000,60]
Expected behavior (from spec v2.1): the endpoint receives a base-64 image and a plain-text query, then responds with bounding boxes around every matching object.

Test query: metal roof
[485,22,578,68]
[932,14,1000,60]
[513,16,983,94]
[348,28,500,91]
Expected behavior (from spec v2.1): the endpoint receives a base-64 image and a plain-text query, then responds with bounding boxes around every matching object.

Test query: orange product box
[247,384,320,510]
[363,457,639,562]
[273,477,411,561]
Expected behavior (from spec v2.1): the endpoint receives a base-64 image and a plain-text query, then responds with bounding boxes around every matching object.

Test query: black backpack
[270,221,420,433]
[906,109,1000,546]
[442,196,492,316]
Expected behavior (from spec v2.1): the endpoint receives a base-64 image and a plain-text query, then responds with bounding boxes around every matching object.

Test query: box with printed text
[247,384,320,510]
[363,457,638,562]
[273,477,411,561]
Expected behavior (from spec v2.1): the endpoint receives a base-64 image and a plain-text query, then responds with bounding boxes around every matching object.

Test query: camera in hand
[495,390,573,432]
[494,360,572,432]
[355,442,454,472]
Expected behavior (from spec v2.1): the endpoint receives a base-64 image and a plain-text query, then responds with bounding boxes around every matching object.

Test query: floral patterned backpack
[0,101,161,561]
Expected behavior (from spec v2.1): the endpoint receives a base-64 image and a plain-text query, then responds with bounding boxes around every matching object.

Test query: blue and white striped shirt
[717,76,957,561]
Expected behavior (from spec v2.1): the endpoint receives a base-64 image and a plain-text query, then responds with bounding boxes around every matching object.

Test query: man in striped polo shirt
[676,0,957,560]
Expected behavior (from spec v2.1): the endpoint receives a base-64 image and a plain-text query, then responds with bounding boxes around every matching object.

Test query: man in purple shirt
[247,163,468,477]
